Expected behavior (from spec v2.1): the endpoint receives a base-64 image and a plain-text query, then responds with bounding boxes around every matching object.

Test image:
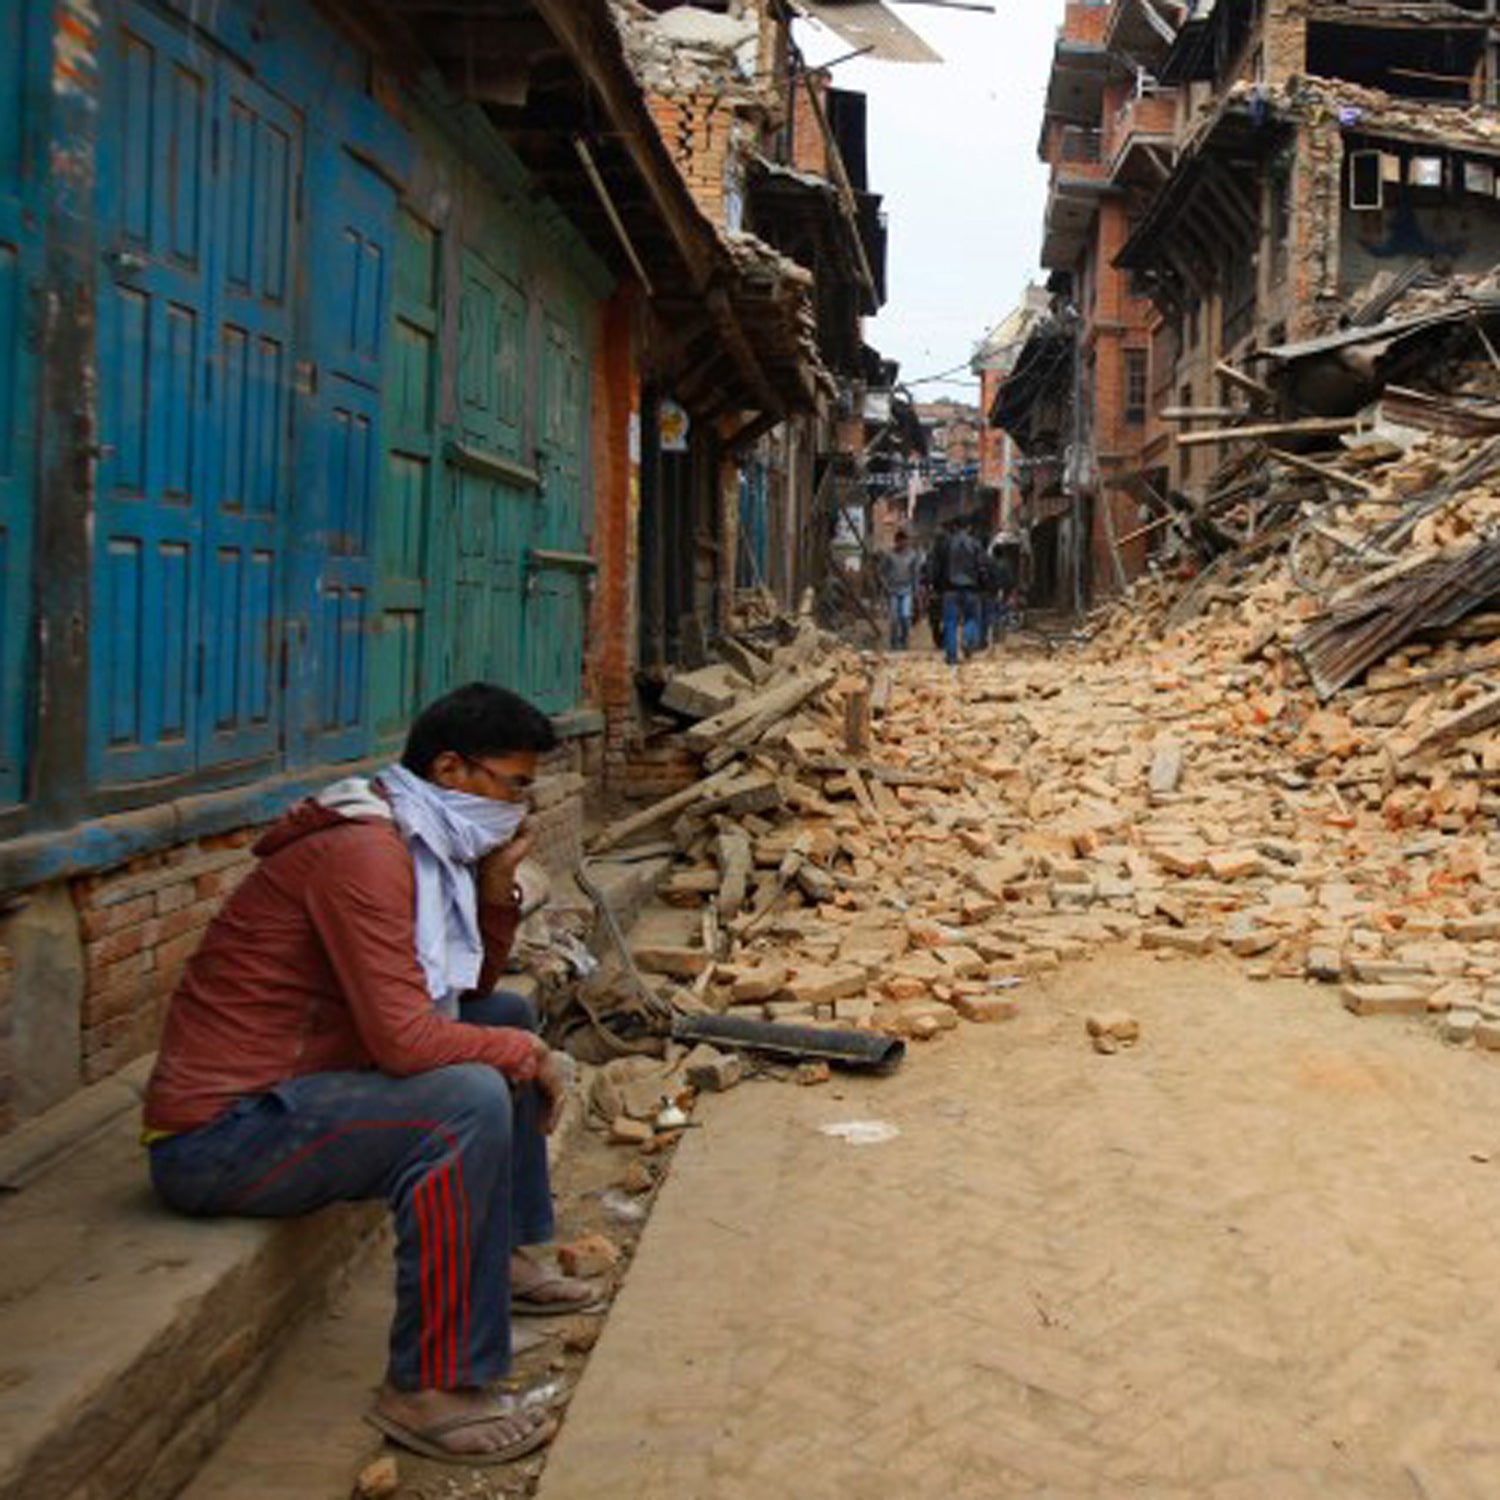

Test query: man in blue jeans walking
[879,528,920,650]
[933,517,985,665]
[143,684,593,1465]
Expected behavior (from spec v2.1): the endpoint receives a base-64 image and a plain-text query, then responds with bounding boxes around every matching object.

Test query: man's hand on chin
[477,828,533,905]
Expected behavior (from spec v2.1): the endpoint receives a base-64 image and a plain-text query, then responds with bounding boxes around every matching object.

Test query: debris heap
[579,306,1500,1062]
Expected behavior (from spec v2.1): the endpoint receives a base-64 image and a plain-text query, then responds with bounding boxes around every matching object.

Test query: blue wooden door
[95,1,301,783]
[202,67,299,767]
[291,149,391,763]
[738,461,769,587]
[372,208,439,746]
[0,0,44,801]
[94,2,215,782]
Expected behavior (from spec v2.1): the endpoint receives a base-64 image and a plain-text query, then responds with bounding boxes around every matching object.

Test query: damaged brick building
[616,0,904,684]
[995,0,1500,608]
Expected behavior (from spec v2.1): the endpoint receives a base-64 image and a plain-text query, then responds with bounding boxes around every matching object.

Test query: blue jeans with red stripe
[148,990,553,1391]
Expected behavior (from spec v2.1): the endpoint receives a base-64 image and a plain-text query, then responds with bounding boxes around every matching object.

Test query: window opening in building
[1124,349,1148,427]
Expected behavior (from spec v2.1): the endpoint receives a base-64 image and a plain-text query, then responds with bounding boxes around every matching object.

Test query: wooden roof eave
[530,0,720,294]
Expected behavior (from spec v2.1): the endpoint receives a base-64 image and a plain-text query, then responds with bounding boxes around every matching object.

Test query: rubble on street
[583,426,1500,1077]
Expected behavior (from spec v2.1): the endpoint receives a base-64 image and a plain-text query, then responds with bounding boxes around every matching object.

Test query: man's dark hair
[402,682,558,776]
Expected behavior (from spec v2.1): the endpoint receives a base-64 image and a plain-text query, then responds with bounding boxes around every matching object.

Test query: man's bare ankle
[377,1384,490,1415]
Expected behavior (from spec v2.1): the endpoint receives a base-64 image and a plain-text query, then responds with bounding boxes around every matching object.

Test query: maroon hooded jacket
[144,798,539,1134]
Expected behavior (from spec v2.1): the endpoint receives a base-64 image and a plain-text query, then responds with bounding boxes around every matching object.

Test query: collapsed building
[993,0,1500,608]
[973,286,1051,540]
[615,0,914,666]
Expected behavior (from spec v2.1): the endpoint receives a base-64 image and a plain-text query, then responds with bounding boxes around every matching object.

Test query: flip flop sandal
[511,1322,553,1356]
[511,1273,607,1318]
[364,1406,558,1467]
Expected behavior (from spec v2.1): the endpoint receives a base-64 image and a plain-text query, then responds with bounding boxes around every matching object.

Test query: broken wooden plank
[1177,417,1361,448]
[590,761,743,853]
[717,634,773,685]
[684,670,832,752]
[737,669,836,746]
[795,861,838,903]
[770,751,962,790]
[698,769,783,818]
[1117,512,1177,549]
[659,867,721,898]
[1214,359,1275,404]
[1265,447,1379,497]
[843,686,871,755]
[1363,658,1500,697]
[713,825,753,921]
[1158,406,1244,421]
[1297,535,1500,699]
[845,765,885,829]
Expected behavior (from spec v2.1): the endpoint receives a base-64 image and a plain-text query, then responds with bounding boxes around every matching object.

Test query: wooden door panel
[93,3,214,782]
[201,67,299,767]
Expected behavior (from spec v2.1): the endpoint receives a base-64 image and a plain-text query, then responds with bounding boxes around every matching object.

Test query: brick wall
[1060,0,1108,46]
[1261,0,1306,87]
[529,743,589,873]
[71,830,261,1085]
[790,69,830,178]
[1290,120,1343,338]
[1084,196,1156,599]
[586,286,640,792]
[621,740,704,801]
[646,90,732,223]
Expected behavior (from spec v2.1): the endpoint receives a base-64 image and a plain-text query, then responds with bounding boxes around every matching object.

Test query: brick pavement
[537,950,1500,1499]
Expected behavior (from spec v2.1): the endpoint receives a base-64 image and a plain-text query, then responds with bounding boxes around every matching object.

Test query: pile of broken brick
[581,619,1025,1091]
[603,614,1500,1068]
[1063,292,1500,1049]
[584,401,1500,1082]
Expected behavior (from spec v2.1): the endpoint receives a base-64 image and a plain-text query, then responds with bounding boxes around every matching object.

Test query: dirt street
[538,950,1500,1500]
[181,639,1500,1500]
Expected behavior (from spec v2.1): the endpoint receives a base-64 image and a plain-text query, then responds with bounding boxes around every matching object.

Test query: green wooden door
[525,304,591,714]
[444,250,530,695]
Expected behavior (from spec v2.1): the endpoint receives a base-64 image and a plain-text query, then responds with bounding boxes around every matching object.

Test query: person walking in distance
[879,528,920,651]
[938,517,985,666]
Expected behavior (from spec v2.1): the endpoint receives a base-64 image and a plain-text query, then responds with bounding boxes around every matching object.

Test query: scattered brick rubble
[582,453,1500,1074]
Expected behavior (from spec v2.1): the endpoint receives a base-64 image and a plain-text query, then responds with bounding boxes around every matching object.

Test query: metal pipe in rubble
[671,1013,906,1073]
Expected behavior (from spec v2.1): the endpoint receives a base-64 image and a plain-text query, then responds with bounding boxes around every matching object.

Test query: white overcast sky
[798,2,1062,402]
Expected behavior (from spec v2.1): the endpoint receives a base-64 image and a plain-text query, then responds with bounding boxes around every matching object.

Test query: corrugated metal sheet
[1378,385,1500,440]
[1294,536,1500,700]
[797,0,941,63]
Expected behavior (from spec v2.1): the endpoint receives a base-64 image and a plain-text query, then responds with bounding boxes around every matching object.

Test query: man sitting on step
[143,682,595,1466]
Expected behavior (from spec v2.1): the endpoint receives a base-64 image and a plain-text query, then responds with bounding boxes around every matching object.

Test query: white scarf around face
[373,764,527,1015]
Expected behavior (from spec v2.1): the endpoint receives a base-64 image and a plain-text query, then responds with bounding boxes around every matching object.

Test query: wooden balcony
[1106,88,1177,185]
